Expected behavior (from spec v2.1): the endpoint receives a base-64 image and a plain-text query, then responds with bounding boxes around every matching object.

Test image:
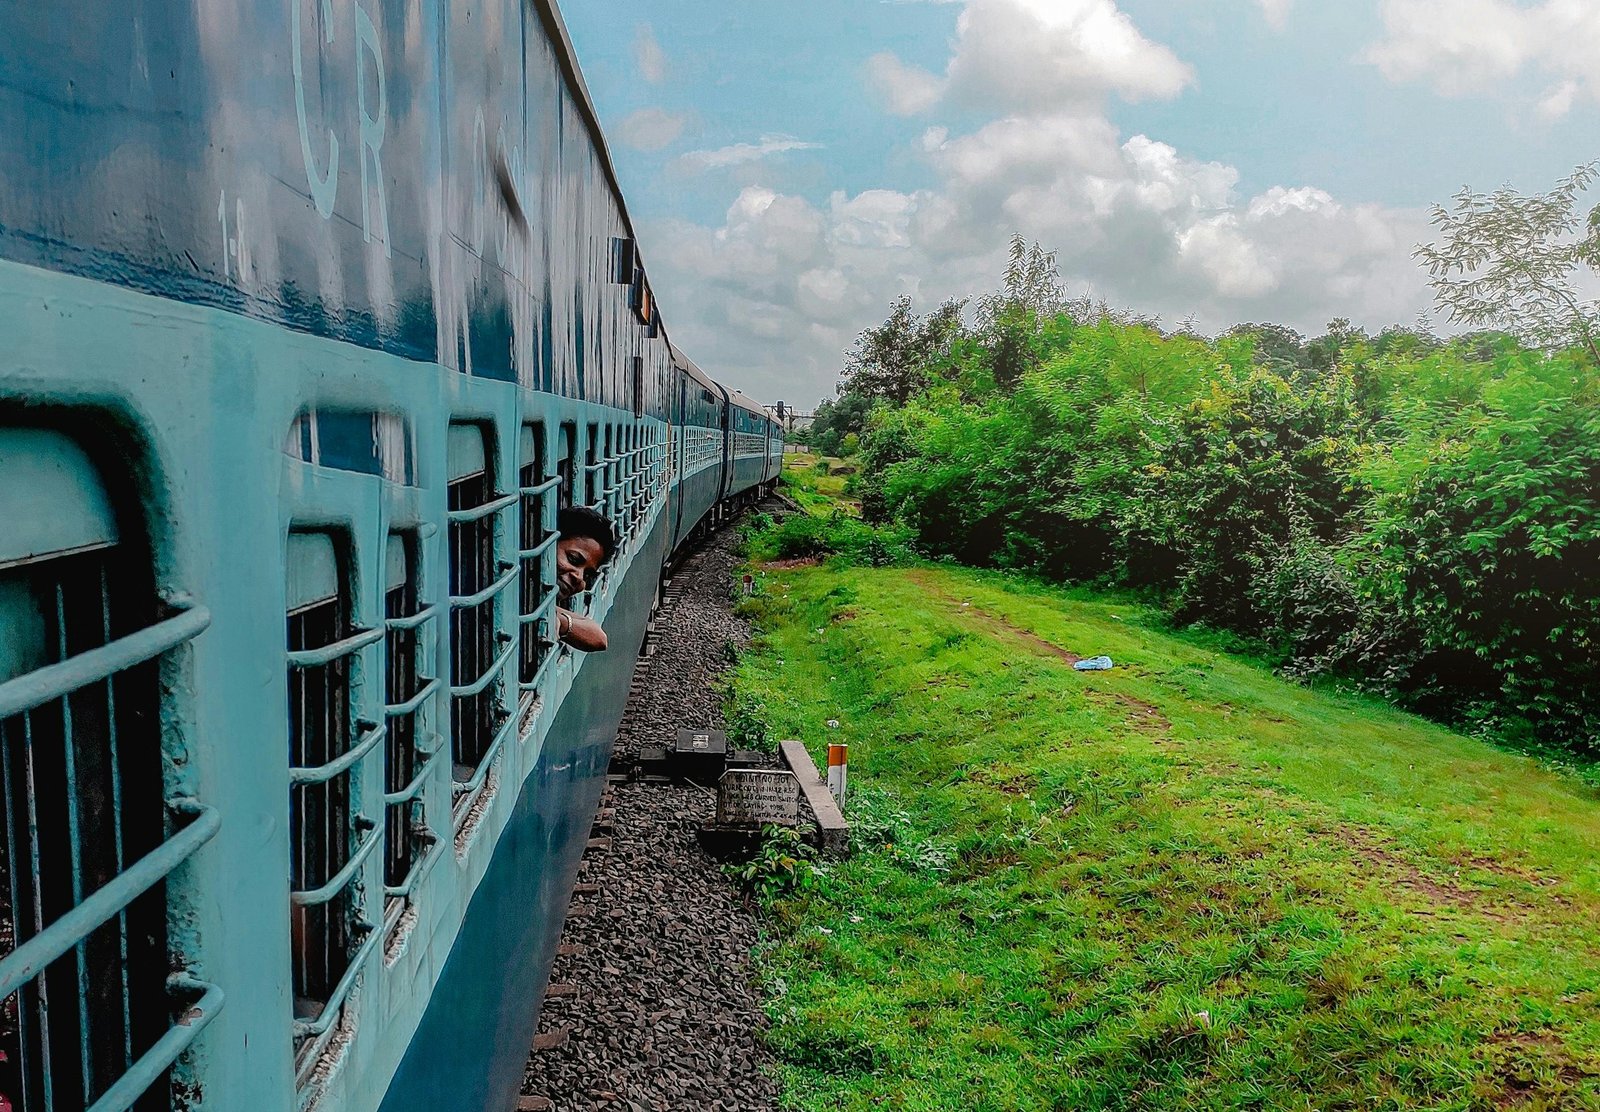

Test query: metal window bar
[518,466,558,690]
[382,572,435,915]
[602,426,616,525]
[625,433,641,532]
[583,427,598,514]
[286,588,378,1062]
[0,549,220,1112]
[447,473,510,794]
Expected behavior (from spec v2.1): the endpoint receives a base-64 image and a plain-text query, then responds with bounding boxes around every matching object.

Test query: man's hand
[557,606,608,653]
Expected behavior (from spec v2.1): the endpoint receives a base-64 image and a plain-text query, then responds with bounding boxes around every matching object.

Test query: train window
[608,425,620,531]
[557,423,576,509]
[285,409,416,485]
[445,425,515,808]
[518,424,558,692]
[611,237,636,284]
[0,427,217,1112]
[285,529,381,1076]
[583,424,600,513]
[626,424,636,514]
[382,534,437,927]
[617,426,627,538]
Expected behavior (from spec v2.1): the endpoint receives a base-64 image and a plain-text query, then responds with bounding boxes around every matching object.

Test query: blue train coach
[0,1,782,1110]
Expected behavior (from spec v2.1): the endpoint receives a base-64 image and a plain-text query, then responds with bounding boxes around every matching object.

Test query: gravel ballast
[520,514,782,1111]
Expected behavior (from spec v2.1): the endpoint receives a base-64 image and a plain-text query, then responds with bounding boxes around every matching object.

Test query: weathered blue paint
[0,1,783,1108]
[377,511,667,1112]
[0,0,675,415]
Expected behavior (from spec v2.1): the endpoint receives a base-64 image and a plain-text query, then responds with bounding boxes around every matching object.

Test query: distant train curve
[0,2,781,1110]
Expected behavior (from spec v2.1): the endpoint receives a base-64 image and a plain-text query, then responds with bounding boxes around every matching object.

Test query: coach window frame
[0,422,221,1112]
[444,423,516,817]
[284,527,383,1080]
[380,530,440,929]
[517,423,560,702]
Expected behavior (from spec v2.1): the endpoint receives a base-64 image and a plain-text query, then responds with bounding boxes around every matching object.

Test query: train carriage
[0,3,778,1111]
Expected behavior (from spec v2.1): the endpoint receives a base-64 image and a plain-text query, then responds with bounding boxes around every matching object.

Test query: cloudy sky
[561,0,1595,407]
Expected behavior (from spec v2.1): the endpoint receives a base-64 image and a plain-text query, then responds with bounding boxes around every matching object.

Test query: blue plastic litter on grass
[1074,655,1114,671]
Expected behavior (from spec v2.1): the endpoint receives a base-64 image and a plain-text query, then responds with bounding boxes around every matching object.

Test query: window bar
[583,458,607,515]
[60,574,100,1101]
[450,714,516,802]
[448,472,512,792]
[382,573,440,905]
[53,572,98,1104]
[384,565,433,909]
[518,469,560,691]
[516,593,561,695]
[83,975,222,1112]
[0,609,211,719]
[22,709,52,1112]
[0,587,217,1112]
[0,800,220,1004]
[98,565,133,1076]
[287,573,382,1077]
[605,428,617,523]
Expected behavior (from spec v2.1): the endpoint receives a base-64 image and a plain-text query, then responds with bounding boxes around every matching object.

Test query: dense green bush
[766,511,915,566]
[852,314,1599,758]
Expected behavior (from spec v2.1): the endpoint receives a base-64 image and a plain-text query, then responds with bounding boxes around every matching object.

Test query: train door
[716,384,733,503]
[670,368,687,546]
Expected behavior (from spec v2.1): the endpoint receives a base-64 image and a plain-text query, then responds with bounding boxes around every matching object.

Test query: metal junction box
[672,728,728,783]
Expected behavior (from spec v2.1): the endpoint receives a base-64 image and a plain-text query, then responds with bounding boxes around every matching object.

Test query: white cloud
[868,0,1192,116]
[1364,0,1600,105]
[616,107,688,152]
[638,0,1430,404]
[1537,79,1581,121]
[645,117,1427,403]
[865,52,945,115]
[634,24,667,84]
[676,135,823,172]
[1256,0,1291,30]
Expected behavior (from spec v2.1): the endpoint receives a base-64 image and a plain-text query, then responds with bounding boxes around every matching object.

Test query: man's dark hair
[558,506,617,563]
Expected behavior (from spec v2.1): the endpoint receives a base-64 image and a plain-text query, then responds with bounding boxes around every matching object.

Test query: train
[0,2,783,1110]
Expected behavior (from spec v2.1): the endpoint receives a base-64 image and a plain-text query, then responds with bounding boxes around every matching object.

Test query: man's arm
[557,606,608,652]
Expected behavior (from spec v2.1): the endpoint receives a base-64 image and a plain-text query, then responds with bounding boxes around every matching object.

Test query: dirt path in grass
[905,569,1085,664]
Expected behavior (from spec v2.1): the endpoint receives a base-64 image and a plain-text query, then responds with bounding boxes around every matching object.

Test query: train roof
[548,1,774,414]
[536,2,672,353]
[727,389,768,417]
[669,344,723,395]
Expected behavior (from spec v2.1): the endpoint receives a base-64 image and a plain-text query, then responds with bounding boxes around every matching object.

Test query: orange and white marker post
[826,743,848,806]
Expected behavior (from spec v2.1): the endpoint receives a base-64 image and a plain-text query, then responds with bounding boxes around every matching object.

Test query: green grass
[734,561,1600,1110]
[782,451,859,515]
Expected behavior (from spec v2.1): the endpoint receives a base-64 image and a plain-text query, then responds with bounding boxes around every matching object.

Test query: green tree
[840,295,967,404]
[1154,368,1366,633]
[1416,161,1600,364]
[977,235,1069,389]
[808,390,874,457]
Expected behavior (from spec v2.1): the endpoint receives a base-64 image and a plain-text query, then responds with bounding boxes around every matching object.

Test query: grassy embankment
[779,451,859,517]
[734,472,1600,1110]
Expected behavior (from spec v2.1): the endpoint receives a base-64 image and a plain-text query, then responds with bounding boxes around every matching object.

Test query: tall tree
[840,295,966,404]
[1416,161,1600,364]
[977,235,1069,388]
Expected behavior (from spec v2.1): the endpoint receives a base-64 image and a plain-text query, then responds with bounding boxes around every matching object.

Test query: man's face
[556,535,606,600]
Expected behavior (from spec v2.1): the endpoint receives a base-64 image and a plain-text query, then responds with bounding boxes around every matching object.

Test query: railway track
[520,507,784,1112]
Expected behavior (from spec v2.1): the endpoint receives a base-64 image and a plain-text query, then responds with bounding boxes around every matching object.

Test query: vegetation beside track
[734,545,1600,1109]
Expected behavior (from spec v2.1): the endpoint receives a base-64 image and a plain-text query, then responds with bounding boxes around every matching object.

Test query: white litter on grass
[826,719,841,729]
